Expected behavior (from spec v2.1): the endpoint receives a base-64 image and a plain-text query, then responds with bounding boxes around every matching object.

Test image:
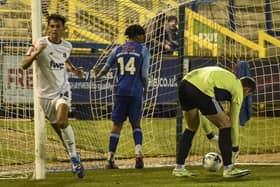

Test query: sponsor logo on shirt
[50,60,64,70]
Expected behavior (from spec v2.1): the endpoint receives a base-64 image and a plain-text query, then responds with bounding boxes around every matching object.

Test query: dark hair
[47,14,66,26]
[167,15,177,23]
[240,76,256,93]
[125,24,145,39]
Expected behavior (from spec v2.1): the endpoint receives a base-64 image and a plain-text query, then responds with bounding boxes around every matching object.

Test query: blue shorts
[112,95,142,124]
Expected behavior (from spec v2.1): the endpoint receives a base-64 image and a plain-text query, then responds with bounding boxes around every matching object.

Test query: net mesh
[1,0,280,179]
[183,0,280,164]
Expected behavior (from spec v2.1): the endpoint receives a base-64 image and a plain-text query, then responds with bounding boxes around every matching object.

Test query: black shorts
[178,80,223,115]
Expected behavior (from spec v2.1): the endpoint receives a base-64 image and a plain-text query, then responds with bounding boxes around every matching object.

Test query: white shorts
[39,91,72,124]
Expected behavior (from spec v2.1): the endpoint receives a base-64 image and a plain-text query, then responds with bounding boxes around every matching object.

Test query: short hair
[124,24,145,39]
[167,15,177,23]
[47,14,66,26]
[240,76,256,93]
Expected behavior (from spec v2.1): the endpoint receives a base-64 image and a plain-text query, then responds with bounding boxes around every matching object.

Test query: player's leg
[173,109,199,177]
[129,96,144,169]
[39,98,69,152]
[55,94,85,178]
[106,122,123,169]
[50,123,69,153]
[173,80,199,177]
[39,96,84,178]
[106,96,128,169]
[206,112,232,166]
[205,107,250,178]
[56,102,77,156]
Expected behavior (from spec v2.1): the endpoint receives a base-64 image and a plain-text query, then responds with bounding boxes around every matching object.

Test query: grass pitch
[0,165,280,187]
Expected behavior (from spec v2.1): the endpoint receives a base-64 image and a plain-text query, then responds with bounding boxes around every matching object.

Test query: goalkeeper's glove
[232,146,239,164]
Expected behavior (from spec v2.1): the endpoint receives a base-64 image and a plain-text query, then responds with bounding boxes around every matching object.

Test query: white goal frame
[31,0,46,180]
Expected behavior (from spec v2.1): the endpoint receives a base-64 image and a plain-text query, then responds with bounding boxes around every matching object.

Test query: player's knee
[130,120,141,129]
[187,125,199,132]
[186,118,199,131]
[218,116,231,129]
[206,113,231,129]
[214,120,231,129]
[218,123,231,129]
[112,123,123,133]
[56,119,68,129]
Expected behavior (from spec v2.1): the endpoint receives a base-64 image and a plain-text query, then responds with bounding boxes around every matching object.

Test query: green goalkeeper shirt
[183,66,243,147]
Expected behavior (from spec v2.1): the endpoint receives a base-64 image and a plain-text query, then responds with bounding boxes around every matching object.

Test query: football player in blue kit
[94,24,150,169]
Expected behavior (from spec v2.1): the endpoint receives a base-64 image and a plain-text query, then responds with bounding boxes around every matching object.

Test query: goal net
[0,0,181,178]
[183,0,280,165]
[0,0,280,179]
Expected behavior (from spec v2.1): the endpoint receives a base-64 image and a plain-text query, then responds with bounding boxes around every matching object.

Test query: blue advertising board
[69,56,179,104]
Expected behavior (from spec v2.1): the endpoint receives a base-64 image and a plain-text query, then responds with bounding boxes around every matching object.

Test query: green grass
[1,117,280,165]
[0,118,280,185]
[1,166,280,187]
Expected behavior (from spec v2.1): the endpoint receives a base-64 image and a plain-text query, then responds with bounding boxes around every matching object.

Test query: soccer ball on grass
[202,152,222,172]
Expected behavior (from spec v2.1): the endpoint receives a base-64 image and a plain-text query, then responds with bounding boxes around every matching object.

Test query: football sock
[61,125,77,158]
[175,164,184,170]
[133,128,143,155]
[232,146,239,152]
[108,133,120,161]
[135,144,142,156]
[224,164,233,171]
[176,129,195,165]
[108,152,115,162]
[218,127,232,166]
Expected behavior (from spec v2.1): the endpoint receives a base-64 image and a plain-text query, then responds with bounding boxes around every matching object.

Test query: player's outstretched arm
[94,47,117,79]
[200,114,218,146]
[200,114,213,135]
[65,60,84,78]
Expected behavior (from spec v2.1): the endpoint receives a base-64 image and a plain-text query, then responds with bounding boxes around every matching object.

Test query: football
[202,152,223,172]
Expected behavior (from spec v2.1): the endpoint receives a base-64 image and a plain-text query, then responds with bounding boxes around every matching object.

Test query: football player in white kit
[22,14,85,178]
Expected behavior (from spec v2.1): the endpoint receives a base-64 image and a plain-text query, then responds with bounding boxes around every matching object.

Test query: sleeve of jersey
[105,47,118,68]
[141,47,150,88]
[230,101,242,147]
[67,42,73,58]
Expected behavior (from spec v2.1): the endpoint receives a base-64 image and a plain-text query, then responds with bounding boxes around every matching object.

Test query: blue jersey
[105,42,150,97]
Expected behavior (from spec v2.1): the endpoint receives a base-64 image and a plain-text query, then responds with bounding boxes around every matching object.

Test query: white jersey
[27,36,72,99]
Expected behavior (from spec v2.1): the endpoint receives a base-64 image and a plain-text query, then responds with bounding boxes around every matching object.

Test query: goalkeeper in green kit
[173,66,256,178]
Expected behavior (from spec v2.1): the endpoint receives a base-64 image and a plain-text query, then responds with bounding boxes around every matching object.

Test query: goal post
[31,0,46,180]
[0,0,185,178]
[176,3,186,155]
